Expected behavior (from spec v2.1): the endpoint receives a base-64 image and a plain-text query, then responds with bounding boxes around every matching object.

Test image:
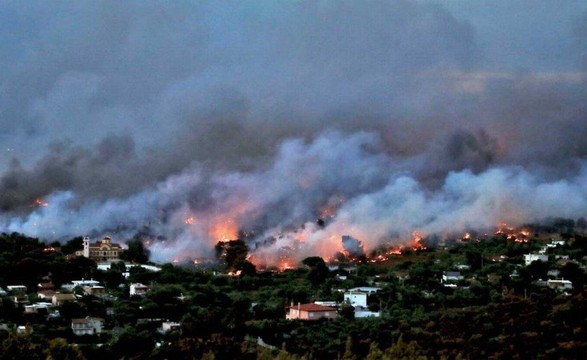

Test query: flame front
[208,219,239,242]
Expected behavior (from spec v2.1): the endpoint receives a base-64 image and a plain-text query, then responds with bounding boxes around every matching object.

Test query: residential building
[6,285,27,293]
[286,303,337,320]
[524,254,548,266]
[71,317,104,336]
[130,283,150,296]
[52,293,77,306]
[348,287,380,295]
[442,271,464,283]
[83,285,106,297]
[344,291,368,307]
[547,279,573,292]
[160,321,181,332]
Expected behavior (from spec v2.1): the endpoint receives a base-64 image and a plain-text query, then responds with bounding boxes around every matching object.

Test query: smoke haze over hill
[1,1,587,263]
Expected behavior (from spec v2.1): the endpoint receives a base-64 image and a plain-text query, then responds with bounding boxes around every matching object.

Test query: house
[348,287,380,295]
[83,285,106,297]
[75,235,123,262]
[52,293,77,306]
[37,290,56,300]
[38,282,55,291]
[160,321,181,332]
[286,303,338,320]
[11,294,28,305]
[130,283,150,296]
[344,291,367,307]
[71,317,104,336]
[62,279,101,291]
[442,271,464,283]
[6,285,27,293]
[524,254,548,266]
[547,279,573,292]
[355,309,381,318]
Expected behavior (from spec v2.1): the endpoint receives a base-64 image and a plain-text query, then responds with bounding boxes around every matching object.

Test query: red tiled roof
[290,303,336,312]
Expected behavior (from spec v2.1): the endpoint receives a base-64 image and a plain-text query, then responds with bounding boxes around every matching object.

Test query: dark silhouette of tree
[120,240,150,263]
[302,256,329,285]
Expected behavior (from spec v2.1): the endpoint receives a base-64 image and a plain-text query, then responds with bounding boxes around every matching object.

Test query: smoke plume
[1,1,586,264]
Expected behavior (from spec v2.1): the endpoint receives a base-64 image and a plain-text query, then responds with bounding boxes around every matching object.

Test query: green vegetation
[0,223,585,359]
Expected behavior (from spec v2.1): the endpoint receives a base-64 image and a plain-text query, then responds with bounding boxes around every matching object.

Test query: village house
[6,285,27,293]
[75,235,123,262]
[62,279,101,291]
[286,303,337,320]
[37,289,56,300]
[524,254,548,266]
[71,317,104,336]
[344,291,368,307]
[130,283,150,296]
[52,293,77,306]
[547,279,573,292]
[160,321,181,333]
[442,271,464,284]
[348,286,381,295]
[83,285,106,297]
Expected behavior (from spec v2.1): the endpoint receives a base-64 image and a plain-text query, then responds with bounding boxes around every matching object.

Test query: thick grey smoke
[1,1,587,263]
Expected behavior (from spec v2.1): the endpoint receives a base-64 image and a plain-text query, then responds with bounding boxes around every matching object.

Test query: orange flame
[209,219,239,242]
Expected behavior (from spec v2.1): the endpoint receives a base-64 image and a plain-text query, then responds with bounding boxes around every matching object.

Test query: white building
[71,317,104,336]
[355,309,381,318]
[547,279,573,291]
[130,283,150,296]
[160,321,181,332]
[524,254,548,266]
[442,271,464,283]
[348,287,380,295]
[344,291,367,307]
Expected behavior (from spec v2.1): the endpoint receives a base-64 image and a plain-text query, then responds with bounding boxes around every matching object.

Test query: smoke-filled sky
[1,1,587,263]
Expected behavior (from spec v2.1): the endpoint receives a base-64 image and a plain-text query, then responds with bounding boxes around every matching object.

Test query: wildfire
[368,231,427,263]
[496,223,531,243]
[319,196,346,219]
[33,198,49,207]
[209,219,239,242]
[278,258,294,271]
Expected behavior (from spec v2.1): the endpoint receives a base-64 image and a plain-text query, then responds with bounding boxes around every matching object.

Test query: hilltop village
[0,219,586,359]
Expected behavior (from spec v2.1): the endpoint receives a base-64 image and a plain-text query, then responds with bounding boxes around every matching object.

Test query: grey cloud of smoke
[1,1,587,262]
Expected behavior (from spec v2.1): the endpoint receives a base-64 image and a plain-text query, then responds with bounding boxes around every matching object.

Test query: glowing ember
[42,247,56,253]
[33,198,49,207]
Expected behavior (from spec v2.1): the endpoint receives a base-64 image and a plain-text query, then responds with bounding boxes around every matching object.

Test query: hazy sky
[1,1,586,262]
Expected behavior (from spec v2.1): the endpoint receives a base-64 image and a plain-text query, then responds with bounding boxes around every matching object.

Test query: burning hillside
[2,132,587,264]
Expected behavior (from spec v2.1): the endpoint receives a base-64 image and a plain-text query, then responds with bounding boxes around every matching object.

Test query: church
[76,236,123,262]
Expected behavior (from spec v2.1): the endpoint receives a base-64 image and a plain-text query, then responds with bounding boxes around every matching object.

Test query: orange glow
[208,219,239,242]
[278,258,294,271]
[319,196,346,219]
[34,198,49,207]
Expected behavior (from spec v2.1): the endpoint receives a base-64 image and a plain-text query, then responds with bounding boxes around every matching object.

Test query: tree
[45,338,86,360]
[302,256,329,285]
[120,240,150,263]
[1,332,42,360]
[61,237,84,255]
